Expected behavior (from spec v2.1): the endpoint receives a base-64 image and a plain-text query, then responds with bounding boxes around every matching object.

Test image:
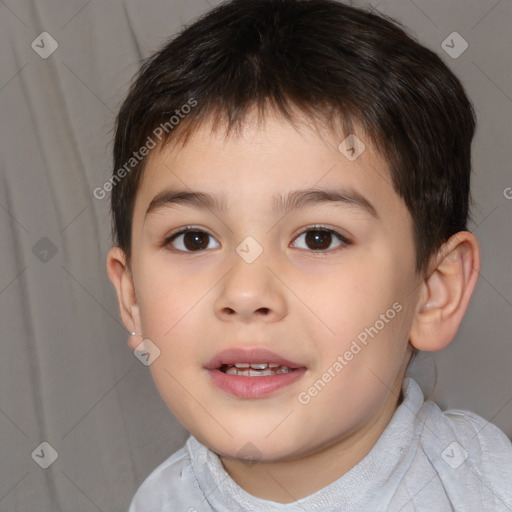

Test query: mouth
[205,347,306,398]
[205,347,304,374]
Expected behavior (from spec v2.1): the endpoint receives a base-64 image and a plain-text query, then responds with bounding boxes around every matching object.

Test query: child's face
[125,110,422,463]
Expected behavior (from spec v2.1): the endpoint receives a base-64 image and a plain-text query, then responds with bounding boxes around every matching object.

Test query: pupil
[306,230,331,250]
[184,231,208,250]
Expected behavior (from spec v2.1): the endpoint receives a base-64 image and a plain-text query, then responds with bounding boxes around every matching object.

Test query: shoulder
[438,406,512,470]
[128,443,198,512]
[417,401,512,510]
[443,407,512,453]
[444,408,512,482]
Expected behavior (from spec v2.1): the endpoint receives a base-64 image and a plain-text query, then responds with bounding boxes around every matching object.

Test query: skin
[107,109,480,503]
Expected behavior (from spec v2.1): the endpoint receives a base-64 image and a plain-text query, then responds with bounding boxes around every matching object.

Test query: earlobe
[409,232,480,352]
[106,247,142,349]
[127,303,143,350]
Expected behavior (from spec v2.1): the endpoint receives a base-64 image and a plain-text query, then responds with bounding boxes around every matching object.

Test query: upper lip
[205,348,304,370]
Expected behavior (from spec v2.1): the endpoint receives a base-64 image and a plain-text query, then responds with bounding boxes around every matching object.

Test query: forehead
[134,109,404,222]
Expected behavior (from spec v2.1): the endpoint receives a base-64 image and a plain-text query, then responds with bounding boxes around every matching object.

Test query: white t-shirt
[128,377,512,511]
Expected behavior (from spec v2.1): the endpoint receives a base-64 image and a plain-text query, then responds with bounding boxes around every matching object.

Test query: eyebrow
[144,187,378,219]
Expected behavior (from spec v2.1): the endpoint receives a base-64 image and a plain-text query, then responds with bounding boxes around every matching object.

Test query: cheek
[135,257,209,339]
[315,258,389,326]
[314,252,410,366]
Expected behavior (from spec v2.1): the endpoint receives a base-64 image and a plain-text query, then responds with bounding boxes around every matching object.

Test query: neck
[220,377,404,504]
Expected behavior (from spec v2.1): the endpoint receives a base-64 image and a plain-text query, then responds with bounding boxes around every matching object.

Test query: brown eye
[166,229,220,252]
[305,230,332,250]
[183,231,209,250]
[291,228,348,252]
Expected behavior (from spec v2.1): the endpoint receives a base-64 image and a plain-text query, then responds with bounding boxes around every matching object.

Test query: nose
[214,249,287,323]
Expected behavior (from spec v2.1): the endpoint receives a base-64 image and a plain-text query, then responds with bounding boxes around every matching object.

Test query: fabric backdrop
[1,0,511,510]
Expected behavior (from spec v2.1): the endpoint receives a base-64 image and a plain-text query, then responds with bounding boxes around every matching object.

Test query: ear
[409,231,480,352]
[106,247,142,350]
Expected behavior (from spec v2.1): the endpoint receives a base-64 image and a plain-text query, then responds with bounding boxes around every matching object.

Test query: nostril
[218,306,272,317]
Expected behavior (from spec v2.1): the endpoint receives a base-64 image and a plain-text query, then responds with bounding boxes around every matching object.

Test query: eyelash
[162,225,352,254]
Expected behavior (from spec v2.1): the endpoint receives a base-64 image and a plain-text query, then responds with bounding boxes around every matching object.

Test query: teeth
[250,363,268,370]
[233,363,285,370]
[224,365,292,376]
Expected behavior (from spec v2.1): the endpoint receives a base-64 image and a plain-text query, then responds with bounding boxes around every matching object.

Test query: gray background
[0,0,510,511]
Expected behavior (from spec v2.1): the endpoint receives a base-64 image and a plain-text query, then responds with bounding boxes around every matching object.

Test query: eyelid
[292,224,351,242]
[164,225,213,240]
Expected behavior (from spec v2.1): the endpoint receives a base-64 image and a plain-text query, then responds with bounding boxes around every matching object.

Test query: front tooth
[234,363,250,368]
[224,365,292,376]
[249,369,274,377]
[268,363,280,368]
[250,363,268,370]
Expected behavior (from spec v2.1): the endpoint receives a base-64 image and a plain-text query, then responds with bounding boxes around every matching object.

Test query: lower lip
[207,368,307,398]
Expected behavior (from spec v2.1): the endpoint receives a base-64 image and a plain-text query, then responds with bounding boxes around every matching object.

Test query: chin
[199,430,311,465]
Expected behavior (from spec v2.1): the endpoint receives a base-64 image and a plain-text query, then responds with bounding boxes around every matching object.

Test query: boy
[106,0,512,510]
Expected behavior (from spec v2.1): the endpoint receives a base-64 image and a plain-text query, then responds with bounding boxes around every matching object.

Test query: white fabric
[128,377,512,511]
